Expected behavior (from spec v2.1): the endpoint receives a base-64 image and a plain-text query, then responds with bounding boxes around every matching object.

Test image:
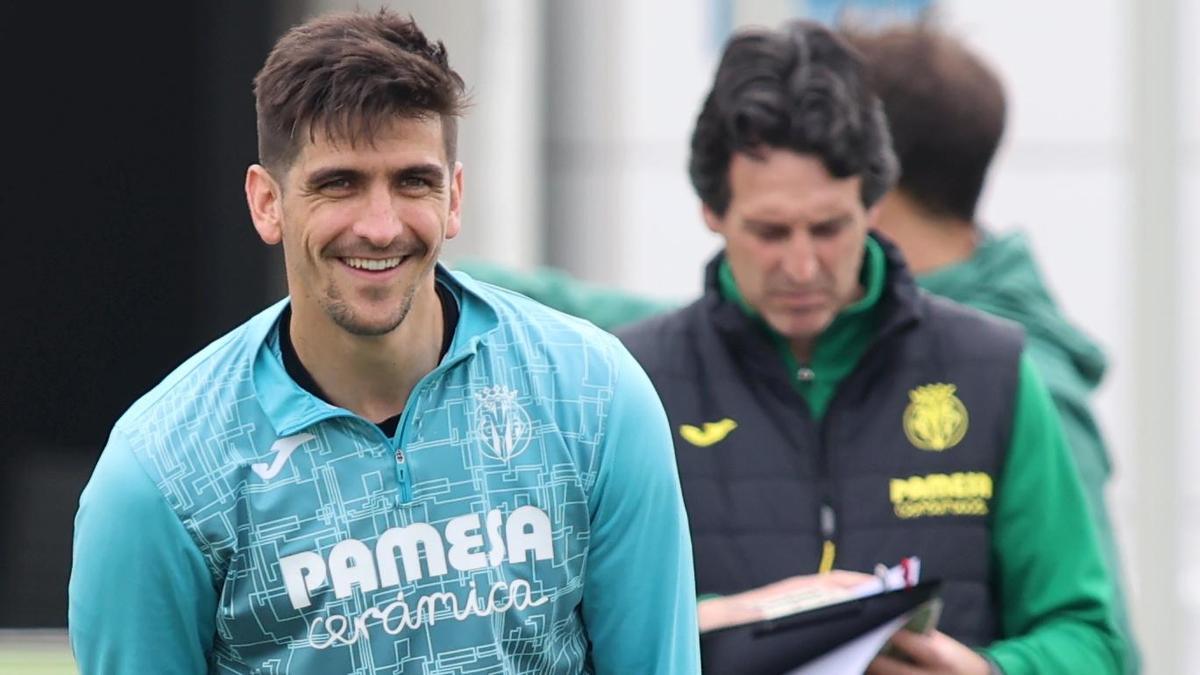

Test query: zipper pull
[818,502,837,574]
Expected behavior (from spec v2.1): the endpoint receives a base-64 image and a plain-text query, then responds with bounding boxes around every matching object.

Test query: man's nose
[353,185,403,247]
[781,234,819,282]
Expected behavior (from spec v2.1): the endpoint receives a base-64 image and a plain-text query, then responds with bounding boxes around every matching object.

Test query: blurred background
[0,0,1195,672]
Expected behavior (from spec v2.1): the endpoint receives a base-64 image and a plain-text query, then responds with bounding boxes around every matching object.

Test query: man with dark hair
[845,24,1138,673]
[68,10,698,674]
[617,20,1124,673]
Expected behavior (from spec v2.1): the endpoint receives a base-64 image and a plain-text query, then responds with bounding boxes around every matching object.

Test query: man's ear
[866,200,885,230]
[702,204,725,234]
[246,164,284,245]
[868,201,888,228]
[867,190,903,234]
[444,161,464,240]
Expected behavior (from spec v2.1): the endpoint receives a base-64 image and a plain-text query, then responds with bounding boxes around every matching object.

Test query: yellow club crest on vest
[903,383,969,451]
[679,418,738,447]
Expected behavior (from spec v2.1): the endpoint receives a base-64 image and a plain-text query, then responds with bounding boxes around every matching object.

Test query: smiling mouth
[341,256,404,272]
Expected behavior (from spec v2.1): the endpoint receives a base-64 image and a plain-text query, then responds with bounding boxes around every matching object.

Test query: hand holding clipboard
[699,558,941,674]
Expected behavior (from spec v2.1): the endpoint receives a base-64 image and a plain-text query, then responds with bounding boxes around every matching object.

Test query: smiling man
[617,21,1125,674]
[67,10,698,674]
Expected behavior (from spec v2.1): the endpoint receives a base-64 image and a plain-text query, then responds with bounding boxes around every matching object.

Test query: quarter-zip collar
[251,264,500,436]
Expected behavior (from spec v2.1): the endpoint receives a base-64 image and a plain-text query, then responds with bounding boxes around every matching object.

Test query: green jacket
[455,233,1134,672]
[919,231,1137,674]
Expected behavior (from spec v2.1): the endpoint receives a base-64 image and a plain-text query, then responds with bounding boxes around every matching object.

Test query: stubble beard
[320,275,421,337]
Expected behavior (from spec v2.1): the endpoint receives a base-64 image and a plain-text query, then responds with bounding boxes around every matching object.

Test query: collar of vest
[702,231,924,372]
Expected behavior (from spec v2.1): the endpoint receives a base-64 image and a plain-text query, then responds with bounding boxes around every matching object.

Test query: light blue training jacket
[69,268,699,674]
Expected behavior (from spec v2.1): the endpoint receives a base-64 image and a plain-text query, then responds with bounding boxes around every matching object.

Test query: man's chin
[324,302,412,337]
[765,312,834,343]
[317,272,428,337]
[334,316,406,337]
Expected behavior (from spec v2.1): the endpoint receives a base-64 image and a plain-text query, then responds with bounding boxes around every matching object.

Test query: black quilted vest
[618,238,1023,648]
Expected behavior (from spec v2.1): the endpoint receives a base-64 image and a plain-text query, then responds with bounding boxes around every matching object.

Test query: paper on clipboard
[786,611,910,675]
[754,557,923,622]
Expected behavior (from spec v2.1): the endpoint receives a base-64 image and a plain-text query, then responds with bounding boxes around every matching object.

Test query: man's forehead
[729,151,862,211]
[293,115,447,169]
[731,147,855,177]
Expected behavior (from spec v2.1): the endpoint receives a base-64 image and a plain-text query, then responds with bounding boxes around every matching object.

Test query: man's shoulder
[614,300,706,361]
[917,291,1026,361]
[456,271,628,356]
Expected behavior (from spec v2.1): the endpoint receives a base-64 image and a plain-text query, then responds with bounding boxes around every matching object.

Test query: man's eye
[754,228,788,242]
[811,222,844,238]
[321,178,353,191]
[400,176,432,189]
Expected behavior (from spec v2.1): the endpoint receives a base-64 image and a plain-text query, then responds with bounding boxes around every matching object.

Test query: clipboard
[700,580,942,675]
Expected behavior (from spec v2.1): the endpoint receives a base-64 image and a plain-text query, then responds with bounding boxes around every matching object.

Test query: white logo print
[473,386,532,462]
[278,505,555,647]
[251,433,315,480]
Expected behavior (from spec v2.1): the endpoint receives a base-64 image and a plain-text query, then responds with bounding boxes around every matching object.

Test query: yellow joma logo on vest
[679,418,738,447]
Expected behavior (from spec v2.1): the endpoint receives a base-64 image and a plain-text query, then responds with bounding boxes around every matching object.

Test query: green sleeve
[582,345,700,673]
[1024,342,1139,674]
[453,259,675,330]
[981,354,1125,674]
[69,429,217,674]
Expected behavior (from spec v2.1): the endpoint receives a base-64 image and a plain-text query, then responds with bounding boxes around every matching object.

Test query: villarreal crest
[903,383,969,451]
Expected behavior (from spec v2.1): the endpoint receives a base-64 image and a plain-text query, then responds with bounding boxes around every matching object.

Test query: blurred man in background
[844,24,1138,672]
[68,10,698,674]
[618,19,1122,673]
[460,20,1136,671]
[464,19,1124,673]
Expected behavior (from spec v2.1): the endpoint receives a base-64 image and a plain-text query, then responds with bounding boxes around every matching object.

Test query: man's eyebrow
[304,166,363,188]
[395,163,447,183]
[812,214,853,228]
[744,218,789,228]
[302,162,447,189]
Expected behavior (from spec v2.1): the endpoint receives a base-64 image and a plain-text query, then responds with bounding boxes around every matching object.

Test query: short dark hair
[843,24,1005,221]
[253,9,468,175]
[689,20,897,216]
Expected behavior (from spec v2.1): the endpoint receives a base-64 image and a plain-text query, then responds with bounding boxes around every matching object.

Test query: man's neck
[289,282,444,424]
[875,192,977,275]
[791,340,814,365]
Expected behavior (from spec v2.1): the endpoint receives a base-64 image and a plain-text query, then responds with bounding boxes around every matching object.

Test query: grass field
[0,630,76,675]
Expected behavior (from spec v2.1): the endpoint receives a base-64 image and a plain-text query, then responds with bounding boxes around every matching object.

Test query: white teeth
[344,257,402,271]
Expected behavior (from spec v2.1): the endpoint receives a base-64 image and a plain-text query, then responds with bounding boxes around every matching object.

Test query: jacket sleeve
[980,353,1125,674]
[69,428,217,674]
[581,346,701,674]
[1025,341,1140,674]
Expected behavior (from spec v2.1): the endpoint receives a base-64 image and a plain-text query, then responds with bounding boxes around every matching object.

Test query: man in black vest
[618,21,1125,675]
